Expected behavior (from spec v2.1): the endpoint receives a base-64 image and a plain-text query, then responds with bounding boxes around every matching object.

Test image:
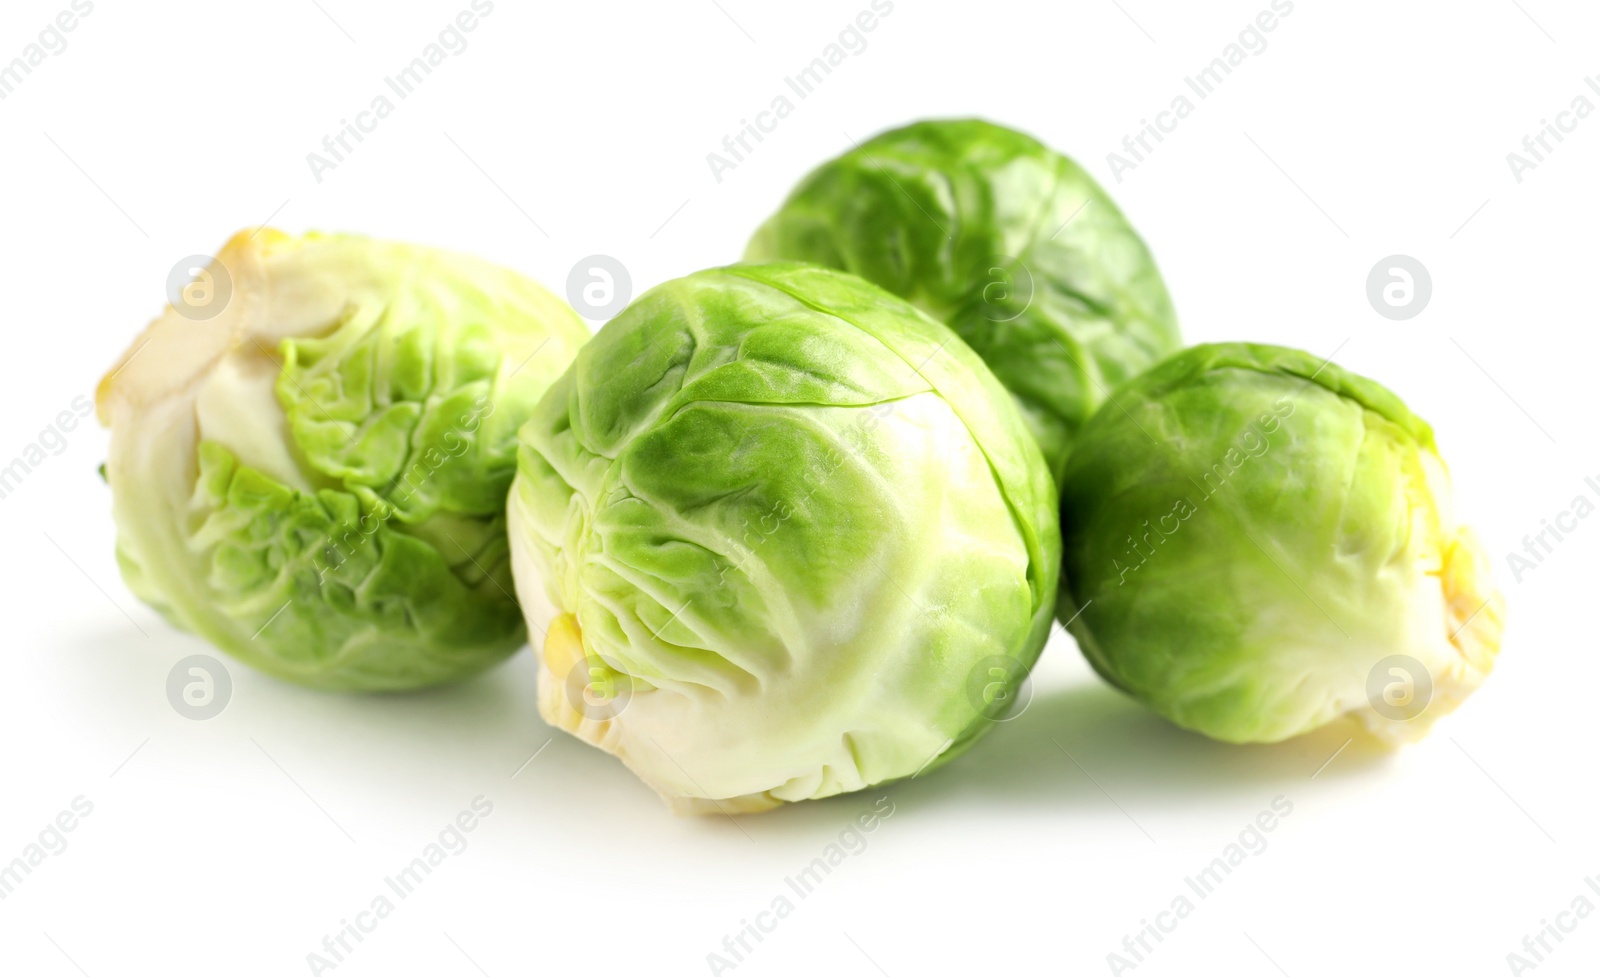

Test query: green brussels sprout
[97,230,589,691]
[508,263,1060,813]
[1057,343,1505,744]
[745,118,1180,482]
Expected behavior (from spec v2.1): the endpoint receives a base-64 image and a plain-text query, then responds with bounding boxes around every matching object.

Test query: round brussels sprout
[1057,343,1505,744]
[97,230,589,691]
[746,118,1180,482]
[508,263,1060,813]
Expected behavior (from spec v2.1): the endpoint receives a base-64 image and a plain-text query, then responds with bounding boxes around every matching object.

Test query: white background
[1,1,1594,974]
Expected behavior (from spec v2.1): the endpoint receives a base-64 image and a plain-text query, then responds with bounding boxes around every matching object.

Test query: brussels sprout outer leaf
[508,263,1060,811]
[747,118,1180,481]
[1057,343,1503,744]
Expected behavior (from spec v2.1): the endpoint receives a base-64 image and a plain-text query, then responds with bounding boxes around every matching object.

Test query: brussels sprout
[1057,343,1504,744]
[508,263,1060,813]
[97,230,589,691]
[745,118,1180,482]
